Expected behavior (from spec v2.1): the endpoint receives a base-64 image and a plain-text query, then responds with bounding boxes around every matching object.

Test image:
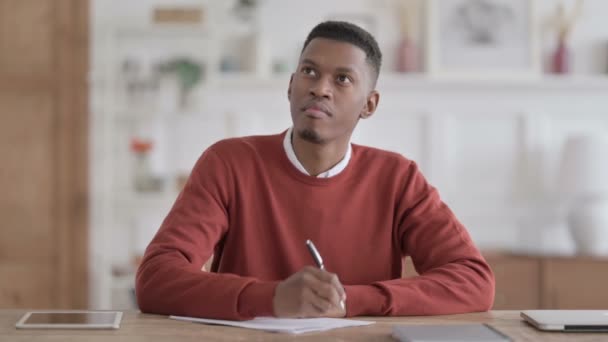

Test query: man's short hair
[301,21,383,84]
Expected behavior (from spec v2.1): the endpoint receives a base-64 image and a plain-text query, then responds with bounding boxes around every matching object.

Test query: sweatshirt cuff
[343,284,388,317]
[237,281,278,319]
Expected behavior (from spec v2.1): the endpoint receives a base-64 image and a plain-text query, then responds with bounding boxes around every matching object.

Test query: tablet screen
[27,312,116,324]
[16,311,122,329]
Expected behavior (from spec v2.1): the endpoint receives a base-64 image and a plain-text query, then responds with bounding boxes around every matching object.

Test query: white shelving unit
[91,0,292,308]
[93,17,219,309]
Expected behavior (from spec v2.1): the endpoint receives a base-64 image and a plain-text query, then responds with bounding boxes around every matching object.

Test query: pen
[305,239,345,310]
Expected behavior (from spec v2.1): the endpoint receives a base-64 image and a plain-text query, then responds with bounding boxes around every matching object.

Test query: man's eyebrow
[300,58,318,66]
[301,58,359,75]
[335,66,357,75]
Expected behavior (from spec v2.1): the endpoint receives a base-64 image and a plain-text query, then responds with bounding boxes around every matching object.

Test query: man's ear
[287,74,294,101]
[360,90,380,119]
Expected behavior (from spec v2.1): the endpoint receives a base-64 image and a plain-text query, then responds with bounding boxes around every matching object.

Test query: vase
[396,36,418,73]
[551,38,570,74]
[567,197,608,256]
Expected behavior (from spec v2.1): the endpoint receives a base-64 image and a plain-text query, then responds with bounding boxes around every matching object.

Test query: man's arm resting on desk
[343,256,494,317]
[137,249,278,320]
[342,162,495,317]
[135,148,278,320]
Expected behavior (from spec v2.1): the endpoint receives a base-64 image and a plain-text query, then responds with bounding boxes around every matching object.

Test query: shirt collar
[283,127,351,178]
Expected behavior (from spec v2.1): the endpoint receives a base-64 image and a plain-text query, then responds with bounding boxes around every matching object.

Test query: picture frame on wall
[426,0,540,79]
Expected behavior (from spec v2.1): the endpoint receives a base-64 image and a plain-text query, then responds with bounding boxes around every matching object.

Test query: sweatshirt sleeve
[135,147,277,320]
[343,161,495,317]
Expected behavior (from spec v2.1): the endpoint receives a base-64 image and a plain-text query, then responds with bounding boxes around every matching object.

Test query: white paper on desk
[169,315,375,334]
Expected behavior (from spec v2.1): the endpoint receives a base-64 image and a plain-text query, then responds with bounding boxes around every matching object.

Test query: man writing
[136,21,495,320]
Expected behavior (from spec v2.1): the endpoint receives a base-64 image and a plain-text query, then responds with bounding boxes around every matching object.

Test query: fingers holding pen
[273,266,346,318]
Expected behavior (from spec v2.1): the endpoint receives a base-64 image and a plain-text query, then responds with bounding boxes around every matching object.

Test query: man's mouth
[302,103,331,118]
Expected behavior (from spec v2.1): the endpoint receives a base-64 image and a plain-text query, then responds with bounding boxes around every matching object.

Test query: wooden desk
[1,310,606,341]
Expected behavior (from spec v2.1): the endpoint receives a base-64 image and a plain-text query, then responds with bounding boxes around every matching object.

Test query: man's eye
[301,67,315,75]
[337,75,351,84]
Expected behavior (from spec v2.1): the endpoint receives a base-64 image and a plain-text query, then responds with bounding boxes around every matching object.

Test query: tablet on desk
[15,310,123,330]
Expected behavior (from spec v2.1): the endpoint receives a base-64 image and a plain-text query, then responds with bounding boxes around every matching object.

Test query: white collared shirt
[283,126,351,178]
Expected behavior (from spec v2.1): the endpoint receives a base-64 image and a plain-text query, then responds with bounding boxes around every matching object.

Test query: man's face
[288,38,377,145]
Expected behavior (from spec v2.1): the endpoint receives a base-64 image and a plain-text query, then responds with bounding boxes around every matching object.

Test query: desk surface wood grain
[1,310,606,341]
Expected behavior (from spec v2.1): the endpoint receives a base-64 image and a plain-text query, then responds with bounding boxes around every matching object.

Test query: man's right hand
[273,266,347,318]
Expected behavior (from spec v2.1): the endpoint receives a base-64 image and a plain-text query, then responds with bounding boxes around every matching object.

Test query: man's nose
[309,77,332,99]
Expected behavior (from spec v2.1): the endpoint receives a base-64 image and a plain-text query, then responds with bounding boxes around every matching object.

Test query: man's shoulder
[208,132,284,157]
[190,133,284,181]
[351,144,427,192]
[351,143,413,167]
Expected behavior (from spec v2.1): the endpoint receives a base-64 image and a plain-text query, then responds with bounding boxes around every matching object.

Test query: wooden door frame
[53,0,89,309]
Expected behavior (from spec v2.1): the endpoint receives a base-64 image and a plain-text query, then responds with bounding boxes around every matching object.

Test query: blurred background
[2,0,608,313]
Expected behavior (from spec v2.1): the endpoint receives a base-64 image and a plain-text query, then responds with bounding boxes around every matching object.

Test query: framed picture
[426,0,540,79]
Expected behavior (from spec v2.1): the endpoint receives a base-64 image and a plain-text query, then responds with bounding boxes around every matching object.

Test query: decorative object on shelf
[272,58,289,74]
[232,0,259,23]
[157,71,180,112]
[130,137,163,193]
[396,35,419,74]
[558,134,608,256]
[115,26,212,115]
[121,58,159,108]
[547,0,584,74]
[227,0,273,77]
[396,0,420,73]
[152,6,204,24]
[516,200,575,255]
[157,58,204,109]
[426,0,540,79]
[220,55,241,73]
[249,32,272,77]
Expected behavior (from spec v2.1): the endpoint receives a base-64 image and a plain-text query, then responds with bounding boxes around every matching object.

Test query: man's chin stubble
[298,128,325,144]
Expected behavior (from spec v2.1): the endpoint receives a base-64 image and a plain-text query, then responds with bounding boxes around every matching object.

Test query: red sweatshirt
[136,132,495,320]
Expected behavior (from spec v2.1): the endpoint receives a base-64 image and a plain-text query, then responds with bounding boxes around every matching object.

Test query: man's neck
[291,133,350,177]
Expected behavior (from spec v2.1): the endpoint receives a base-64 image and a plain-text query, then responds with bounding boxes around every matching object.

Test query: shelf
[378,74,608,91]
[114,25,212,38]
[115,190,179,210]
[206,73,608,92]
[111,110,185,124]
[99,74,608,124]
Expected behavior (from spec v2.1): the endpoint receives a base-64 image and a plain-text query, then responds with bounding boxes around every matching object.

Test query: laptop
[521,310,608,332]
